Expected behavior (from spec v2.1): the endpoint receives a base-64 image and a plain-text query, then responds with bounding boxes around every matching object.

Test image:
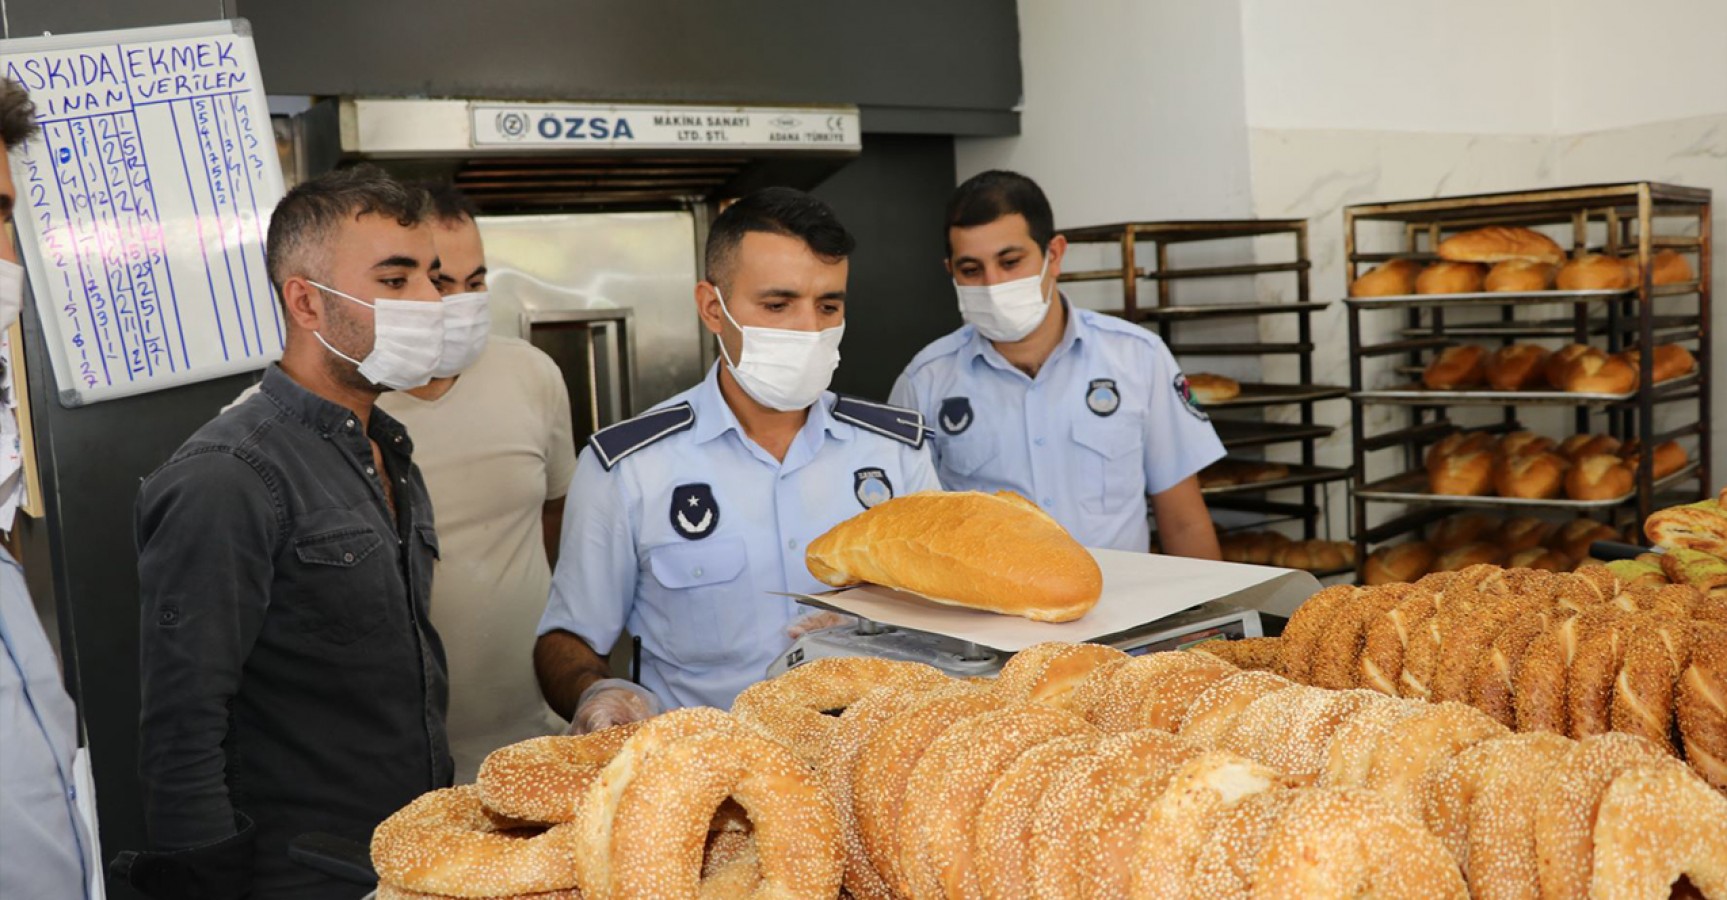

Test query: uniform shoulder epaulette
[832,395,927,449]
[588,402,694,471]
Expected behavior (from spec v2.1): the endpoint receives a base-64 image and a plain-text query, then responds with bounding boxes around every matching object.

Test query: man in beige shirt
[228,182,577,781]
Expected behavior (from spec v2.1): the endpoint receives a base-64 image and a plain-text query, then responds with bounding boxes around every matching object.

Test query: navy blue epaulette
[831,395,928,449]
[588,402,695,471]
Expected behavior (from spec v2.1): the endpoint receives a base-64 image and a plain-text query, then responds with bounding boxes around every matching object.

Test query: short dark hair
[265,164,428,291]
[705,187,855,289]
[945,170,1055,255]
[0,78,40,150]
[418,179,481,225]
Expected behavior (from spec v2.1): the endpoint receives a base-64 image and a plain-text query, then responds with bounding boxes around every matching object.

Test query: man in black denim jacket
[131,166,453,899]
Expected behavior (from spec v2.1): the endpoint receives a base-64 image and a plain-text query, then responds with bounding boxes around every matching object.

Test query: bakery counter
[1196,382,1347,410]
[1354,460,1701,511]
[1200,461,1351,497]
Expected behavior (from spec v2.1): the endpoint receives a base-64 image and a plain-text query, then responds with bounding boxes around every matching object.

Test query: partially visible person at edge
[0,74,101,900]
[130,165,451,899]
[891,170,1225,558]
[224,182,578,783]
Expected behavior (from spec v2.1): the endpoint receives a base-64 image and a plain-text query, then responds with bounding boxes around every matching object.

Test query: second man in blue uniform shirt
[535,189,940,726]
[891,170,1225,556]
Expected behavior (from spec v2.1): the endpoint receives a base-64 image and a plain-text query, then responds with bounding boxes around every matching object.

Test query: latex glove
[786,610,858,640]
[566,679,659,735]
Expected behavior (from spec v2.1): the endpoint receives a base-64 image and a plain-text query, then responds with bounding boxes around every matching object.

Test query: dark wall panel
[235,0,1020,132]
[818,134,962,402]
[4,0,222,35]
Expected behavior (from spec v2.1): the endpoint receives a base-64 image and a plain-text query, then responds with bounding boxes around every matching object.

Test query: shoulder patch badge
[938,397,973,435]
[1173,374,1209,421]
[853,468,894,509]
[1086,378,1121,417]
[589,402,695,470]
[670,483,720,540]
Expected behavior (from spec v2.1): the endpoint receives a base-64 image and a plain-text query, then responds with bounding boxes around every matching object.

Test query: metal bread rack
[1342,182,1712,579]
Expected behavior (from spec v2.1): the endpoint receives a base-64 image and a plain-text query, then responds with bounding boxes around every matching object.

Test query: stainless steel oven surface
[478,210,703,415]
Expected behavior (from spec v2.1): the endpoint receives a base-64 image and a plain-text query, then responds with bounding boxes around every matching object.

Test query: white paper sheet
[791,548,1322,652]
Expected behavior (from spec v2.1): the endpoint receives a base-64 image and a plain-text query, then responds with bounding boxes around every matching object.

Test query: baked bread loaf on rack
[1436,226,1566,265]
[806,491,1103,623]
[1416,262,1485,295]
[1422,345,1487,390]
[1484,345,1550,390]
[1556,254,1634,291]
[1483,259,1556,292]
[1349,258,1422,297]
[1187,373,1241,403]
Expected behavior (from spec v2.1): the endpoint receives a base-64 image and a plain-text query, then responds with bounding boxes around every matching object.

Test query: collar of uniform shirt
[688,362,851,448]
[966,294,1087,376]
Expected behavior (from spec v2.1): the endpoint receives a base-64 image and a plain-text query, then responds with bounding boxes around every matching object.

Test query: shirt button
[394,435,403,443]
[342,552,355,563]
[346,419,356,429]
[67,786,76,801]
[787,538,798,550]
[1042,497,1054,506]
[693,567,704,577]
[365,465,376,475]
[1035,437,1046,447]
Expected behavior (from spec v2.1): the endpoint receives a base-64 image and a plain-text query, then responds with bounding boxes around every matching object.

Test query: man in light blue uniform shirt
[0,76,97,900]
[535,188,939,728]
[891,170,1224,556]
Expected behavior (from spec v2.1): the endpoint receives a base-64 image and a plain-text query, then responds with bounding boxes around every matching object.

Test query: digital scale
[767,599,1265,679]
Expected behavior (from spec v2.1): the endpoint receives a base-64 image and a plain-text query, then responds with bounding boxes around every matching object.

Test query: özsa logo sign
[534,114,636,141]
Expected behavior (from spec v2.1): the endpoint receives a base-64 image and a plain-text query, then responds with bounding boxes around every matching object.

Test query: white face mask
[0,258,24,332]
[430,290,491,378]
[307,281,445,391]
[954,253,1053,342]
[713,285,843,412]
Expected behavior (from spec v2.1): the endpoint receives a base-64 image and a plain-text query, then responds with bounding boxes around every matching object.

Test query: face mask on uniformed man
[429,290,491,378]
[307,280,446,391]
[713,285,844,412]
[954,253,1052,342]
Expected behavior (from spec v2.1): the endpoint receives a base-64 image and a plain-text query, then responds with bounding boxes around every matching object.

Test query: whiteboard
[1,20,284,407]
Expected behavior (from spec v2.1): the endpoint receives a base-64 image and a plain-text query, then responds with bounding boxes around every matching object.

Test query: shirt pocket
[288,518,393,645]
[1071,415,1145,514]
[940,433,1000,480]
[641,537,752,668]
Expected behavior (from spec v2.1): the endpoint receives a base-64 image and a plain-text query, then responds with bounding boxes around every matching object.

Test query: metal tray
[1213,419,1335,449]
[1345,288,1629,310]
[1352,371,1700,407]
[1200,462,1352,496]
[1199,382,1349,409]
[1396,314,1700,339]
[1135,301,1332,322]
[1353,461,1701,511]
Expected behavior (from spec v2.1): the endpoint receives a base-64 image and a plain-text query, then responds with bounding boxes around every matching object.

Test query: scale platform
[767,600,1264,679]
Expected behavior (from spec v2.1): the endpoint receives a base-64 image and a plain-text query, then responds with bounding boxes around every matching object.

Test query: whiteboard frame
[1,18,284,407]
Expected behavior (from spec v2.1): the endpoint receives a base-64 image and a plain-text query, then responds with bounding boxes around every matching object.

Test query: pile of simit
[369,644,1727,899]
[1219,559,1727,795]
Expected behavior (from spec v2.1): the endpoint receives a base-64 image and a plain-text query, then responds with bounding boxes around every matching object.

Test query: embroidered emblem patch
[854,468,894,509]
[938,397,973,435]
[669,483,720,540]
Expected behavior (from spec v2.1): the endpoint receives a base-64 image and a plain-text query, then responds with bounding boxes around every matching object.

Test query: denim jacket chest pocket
[282,511,398,645]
